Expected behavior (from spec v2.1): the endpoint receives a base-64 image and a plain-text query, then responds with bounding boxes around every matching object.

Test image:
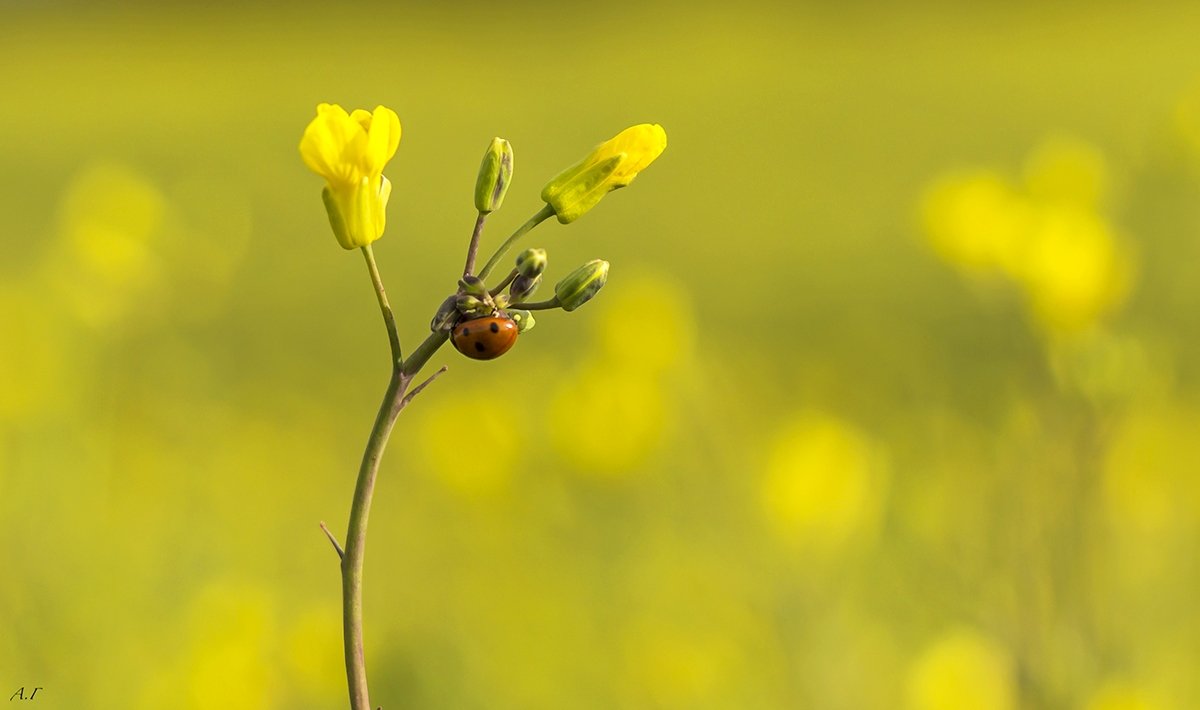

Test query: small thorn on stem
[319,521,345,560]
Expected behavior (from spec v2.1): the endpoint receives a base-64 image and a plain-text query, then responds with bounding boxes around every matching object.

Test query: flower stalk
[341,248,450,710]
[302,104,665,710]
[477,204,556,280]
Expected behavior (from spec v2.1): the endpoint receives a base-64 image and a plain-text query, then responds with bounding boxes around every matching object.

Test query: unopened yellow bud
[475,137,513,214]
[541,124,666,224]
[555,259,609,311]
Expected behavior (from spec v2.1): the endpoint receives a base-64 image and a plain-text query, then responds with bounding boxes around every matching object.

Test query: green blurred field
[4,2,1200,708]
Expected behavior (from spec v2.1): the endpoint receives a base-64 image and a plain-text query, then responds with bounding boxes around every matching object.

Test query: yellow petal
[349,108,372,131]
[299,103,368,186]
[607,123,667,186]
[362,105,401,175]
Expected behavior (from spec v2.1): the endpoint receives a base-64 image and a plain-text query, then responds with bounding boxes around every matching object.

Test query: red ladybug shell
[451,316,519,360]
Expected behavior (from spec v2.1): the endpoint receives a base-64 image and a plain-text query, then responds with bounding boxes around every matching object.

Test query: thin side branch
[320,521,345,560]
[401,366,449,407]
[489,269,518,296]
[477,204,555,280]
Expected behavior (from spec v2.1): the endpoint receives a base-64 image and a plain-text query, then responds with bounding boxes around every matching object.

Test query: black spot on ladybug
[462,327,470,336]
[489,321,500,333]
[474,341,486,353]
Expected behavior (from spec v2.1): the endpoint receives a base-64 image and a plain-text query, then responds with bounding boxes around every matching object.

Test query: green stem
[342,369,405,710]
[477,204,555,281]
[489,269,519,297]
[340,252,449,710]
[510,296,562,311]
[462,211,487,277]
[362,245,403,366]
[403,330,450,377]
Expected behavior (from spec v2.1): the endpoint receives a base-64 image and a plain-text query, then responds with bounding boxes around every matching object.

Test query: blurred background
[4,1,1200,708]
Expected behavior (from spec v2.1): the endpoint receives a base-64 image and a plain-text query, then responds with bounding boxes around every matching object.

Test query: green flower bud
[540,155,622,225]
[554,259,609,312]
[507,309,536,333]
[516,248,547,278]
[510,274,542,302]
[474,137,513,214]
[458,275,489,298]
[456,294,492,318]
[430,294,458,332]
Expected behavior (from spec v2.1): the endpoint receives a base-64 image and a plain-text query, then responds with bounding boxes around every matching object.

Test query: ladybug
[450,315,518,360]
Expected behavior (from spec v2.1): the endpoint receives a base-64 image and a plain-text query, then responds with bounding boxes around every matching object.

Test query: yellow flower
[541,123,667,224]
[907,629,1016,710]
[299,103,401,249]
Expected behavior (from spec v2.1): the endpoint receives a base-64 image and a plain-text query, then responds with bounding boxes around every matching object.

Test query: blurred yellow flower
[906,629,1016,710]
[139,581,280,710]
[1086,683,1163,710]
[623,622,742,708]
[418,391,519,496]
[284,606,344,701]
[1017,205,1133,334]
[1103,406,1200,539]
[550,361,666,475]
[299,103,401,249]
[44,163,168,328]
[920,171,1034,275]
[592,272,695,373]
[542,123,667,223]
[760,413,886,549]
[920,137,1134,337]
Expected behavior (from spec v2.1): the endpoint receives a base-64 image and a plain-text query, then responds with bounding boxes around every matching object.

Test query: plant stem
[462,212,487,277]
[489,269,518,297]
[339,251,451,710]
[476,204,555,281]
[403,330,450,377]
[362,245,403,367]
[342,368,405,710]
[509,296,562,311]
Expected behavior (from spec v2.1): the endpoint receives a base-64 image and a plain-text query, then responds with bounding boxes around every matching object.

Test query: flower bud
[540,155,622,225]
[506,309,536,333]
[510,274,542,302]
[541,124,666,224]
[474,137,513,214]
[456,294,493,318]
[430,295,459,332]
[516,248,547,278]
[555,259,609,312]
[458,275,489,298]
